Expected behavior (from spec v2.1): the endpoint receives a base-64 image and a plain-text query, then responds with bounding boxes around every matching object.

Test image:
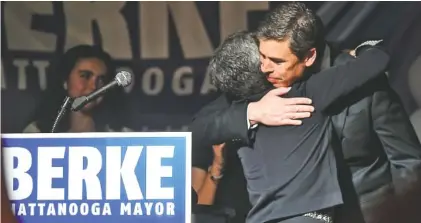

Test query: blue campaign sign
[1,132,192,223]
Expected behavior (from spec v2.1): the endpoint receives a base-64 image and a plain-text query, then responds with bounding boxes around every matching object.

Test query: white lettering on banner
[68,147,103,200]
[219,2,269,41]
[139,66,216,95]
[3,2,271,59]
[4,146,175,201]
[1,1,274,60]
[142,67,165,95]
[173,66,194,96]
[140,1,213,59]
[12,202,112,216]
[3,147,33,200]
[4,2,56,52]
[13,59,30,90]
[37,147,66,200]
[2,2,269,96]
[10,201,176,216]
[63,2,132,60]
[11,59,50,91]
[5,60,216,95]
[32,60,49,90]
[139,2,169,59]
[146,146,175,199]
[120,202,175,216]
[106,146,144,200]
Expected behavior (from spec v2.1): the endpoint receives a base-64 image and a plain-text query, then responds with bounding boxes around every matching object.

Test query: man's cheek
[274,68,285,79]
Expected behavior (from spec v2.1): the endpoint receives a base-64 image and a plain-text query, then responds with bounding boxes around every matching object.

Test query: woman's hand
[212,143,226,165]
[192,143,227,205]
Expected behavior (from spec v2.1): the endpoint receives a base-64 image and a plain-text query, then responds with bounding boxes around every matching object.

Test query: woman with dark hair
[23,44,130,133]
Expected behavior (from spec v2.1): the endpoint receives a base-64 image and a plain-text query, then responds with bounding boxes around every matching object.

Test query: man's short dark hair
[208,31,272,99]
[256,2,325,61]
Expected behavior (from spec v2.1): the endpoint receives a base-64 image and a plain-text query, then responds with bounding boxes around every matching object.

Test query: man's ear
[304,48,317,67]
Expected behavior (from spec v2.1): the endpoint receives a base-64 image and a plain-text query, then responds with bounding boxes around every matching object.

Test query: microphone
[51,96,73,133]
[71,70,132,112]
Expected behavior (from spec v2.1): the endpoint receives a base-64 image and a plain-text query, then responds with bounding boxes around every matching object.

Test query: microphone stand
[51,96,73,133]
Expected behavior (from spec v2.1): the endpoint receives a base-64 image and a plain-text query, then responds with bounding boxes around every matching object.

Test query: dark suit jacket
[330,53,421,223]
[190,52,421,223]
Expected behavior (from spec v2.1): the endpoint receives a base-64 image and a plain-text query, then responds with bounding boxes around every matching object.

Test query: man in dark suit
[328,43,421,223]
[191,3,421,223]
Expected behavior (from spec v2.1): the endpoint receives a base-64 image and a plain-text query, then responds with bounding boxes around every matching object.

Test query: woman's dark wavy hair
[208,31,272,100]
[28,44,124,133]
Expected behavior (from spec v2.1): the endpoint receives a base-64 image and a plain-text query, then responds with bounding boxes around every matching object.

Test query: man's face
[259,38,316,87]
[67,57,108,112]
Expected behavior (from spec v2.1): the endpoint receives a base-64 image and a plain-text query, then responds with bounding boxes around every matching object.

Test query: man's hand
[247,87,314,126]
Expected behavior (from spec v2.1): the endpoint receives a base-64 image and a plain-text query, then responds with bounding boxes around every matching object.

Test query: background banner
[1,1,421,138]
[1,132,191,223]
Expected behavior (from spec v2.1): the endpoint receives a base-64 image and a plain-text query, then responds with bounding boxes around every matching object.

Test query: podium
[1,132,192,223]
[192,205,236,223]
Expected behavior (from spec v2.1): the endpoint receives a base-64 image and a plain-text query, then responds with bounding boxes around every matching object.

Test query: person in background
[22,45,130,133]
[192,142,251,223]
[6,45,131,222]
